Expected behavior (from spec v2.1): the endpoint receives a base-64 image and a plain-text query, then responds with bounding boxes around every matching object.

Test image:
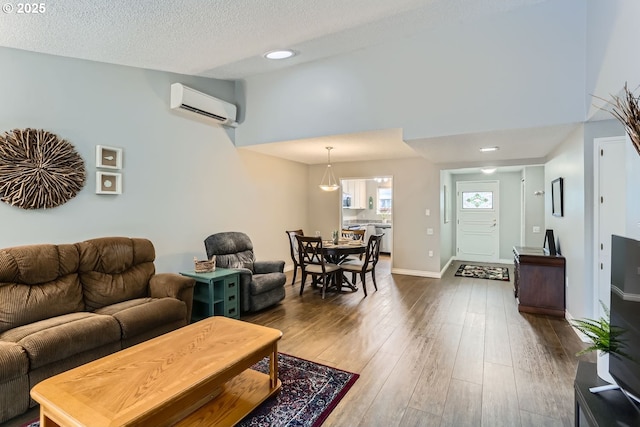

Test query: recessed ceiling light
[479,146,499,152]
[264,49,296,60]
[481,168,497,174]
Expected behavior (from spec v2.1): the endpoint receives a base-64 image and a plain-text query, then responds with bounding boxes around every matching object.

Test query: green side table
[180,268,240,321]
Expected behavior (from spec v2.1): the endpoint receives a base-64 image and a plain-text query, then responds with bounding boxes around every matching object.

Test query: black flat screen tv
[610,234,640,405]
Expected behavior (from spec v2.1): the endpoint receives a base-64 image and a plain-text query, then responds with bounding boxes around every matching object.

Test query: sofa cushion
[0,341,28,382]
[0,312,121,370]
[0,244,84,333]
[77,237,155,311]
[251,273,286,295]
[94,297,186,339]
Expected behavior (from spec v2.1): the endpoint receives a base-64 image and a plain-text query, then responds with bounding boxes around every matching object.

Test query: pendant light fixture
[318,146,340,191]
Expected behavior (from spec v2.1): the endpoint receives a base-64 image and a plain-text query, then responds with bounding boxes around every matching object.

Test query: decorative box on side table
[180,268,240,321]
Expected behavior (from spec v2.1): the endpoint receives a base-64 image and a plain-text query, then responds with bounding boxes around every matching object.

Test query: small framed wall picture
[96,171,122,194]
[96,145,123,170]
[551,177,564,217]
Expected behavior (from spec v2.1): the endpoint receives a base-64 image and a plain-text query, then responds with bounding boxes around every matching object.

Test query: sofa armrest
[254,260,285,274]
[149,273,196,323]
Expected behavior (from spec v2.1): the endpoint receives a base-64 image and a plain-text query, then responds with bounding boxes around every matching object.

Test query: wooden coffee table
[30,317,282,427]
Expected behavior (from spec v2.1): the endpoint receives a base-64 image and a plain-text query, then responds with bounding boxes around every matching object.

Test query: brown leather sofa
[0,237,195,423]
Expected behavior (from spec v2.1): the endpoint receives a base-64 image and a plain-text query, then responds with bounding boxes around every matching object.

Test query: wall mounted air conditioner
[170,83,238,127]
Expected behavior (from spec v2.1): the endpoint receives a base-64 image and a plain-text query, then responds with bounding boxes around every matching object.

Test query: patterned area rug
[20,353,358,427]
[455,264,510,281]
[239,353,358,427]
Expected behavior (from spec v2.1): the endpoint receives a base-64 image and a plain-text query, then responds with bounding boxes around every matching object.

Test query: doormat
[455,264,510,281]
[20,353,359,427]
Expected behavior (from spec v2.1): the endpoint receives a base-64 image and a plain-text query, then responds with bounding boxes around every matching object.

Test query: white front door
[456,180,500,263]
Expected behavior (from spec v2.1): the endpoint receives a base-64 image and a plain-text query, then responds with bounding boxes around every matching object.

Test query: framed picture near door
[551,177,563,217]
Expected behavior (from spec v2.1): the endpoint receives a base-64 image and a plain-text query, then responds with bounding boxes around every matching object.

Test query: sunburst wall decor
[0,128,86,209]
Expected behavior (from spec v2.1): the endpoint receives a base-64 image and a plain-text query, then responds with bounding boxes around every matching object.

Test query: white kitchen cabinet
[353,180,367,209]
[343,179,367,209]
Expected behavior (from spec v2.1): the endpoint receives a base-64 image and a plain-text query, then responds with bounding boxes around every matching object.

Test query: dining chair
[340,233,383,296]
[285,229,304,286]
[341,228,366,261]
[341,229,365,241]
[295,235,342,299]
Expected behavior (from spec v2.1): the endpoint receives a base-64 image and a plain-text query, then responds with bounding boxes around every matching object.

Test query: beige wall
[222,149,309,266]
[308,157,442,276]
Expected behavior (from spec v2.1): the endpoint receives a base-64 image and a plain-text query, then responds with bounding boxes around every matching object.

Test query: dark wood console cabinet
[513,246,566,317]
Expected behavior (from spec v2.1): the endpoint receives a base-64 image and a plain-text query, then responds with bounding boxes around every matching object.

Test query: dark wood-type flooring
[3,257,593,427]
[243,256,594,427]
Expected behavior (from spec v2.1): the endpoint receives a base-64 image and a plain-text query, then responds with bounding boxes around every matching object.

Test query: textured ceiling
[0,0,559,169]
[0,0,545,79]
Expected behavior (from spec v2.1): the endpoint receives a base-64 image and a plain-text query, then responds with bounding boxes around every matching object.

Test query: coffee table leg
[269,343,278,389]
[41,413,60,427]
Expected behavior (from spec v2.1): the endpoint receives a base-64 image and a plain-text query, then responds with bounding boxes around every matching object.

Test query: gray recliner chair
[204,232,286,313]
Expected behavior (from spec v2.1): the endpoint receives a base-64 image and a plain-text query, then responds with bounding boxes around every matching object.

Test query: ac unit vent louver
[179,104,227,122]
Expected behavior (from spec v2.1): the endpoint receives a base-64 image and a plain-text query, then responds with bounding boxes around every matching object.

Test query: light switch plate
[425,209,430,216]
[533,226,541,233]
[427,228,433,235]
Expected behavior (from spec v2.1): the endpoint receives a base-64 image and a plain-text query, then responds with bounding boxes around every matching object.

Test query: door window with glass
[462,191,494,209]
[456,181,500,263]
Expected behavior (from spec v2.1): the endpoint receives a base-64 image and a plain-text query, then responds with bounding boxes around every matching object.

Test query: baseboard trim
[391,268,441,279]
[565,310,590,342]
[451,256,512,266]
[440,257,454,277]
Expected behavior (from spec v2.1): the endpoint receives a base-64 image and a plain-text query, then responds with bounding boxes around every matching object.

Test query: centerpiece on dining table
[327,231,364,246]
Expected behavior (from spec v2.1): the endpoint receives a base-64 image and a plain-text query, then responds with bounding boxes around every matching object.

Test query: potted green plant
[571,301,630,383]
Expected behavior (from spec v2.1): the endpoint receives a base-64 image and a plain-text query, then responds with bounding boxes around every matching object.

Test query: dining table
[322,239,366,292]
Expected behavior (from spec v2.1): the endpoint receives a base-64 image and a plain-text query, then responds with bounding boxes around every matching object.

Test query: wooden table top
[31,317,282,427]
[323,239,365,249]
